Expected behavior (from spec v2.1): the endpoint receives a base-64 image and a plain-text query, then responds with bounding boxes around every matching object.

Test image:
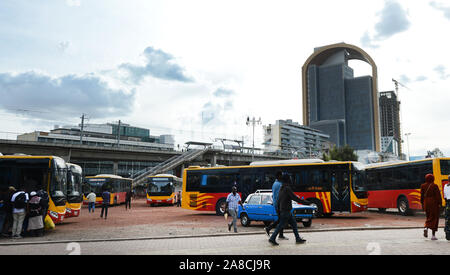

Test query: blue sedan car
[238,190,316,227]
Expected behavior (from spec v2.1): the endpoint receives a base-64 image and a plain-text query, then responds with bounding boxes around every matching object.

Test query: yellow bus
[366,157,450,215]
[65,163,83,218]
[83,174,132,205]
[146,174,182,206]
[0,155,68,223]
[182,159,368,216]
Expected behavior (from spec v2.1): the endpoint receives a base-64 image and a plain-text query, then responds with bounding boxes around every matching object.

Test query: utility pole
[80,114,85,145]
[246,116,261,160]
[404,132,411,161]
[116,120,121,147]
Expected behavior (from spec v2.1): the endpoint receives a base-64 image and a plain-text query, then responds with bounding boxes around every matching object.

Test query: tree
[322,145,358,161]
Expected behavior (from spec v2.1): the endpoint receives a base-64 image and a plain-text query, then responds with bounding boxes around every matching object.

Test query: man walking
[86,191,96,213]
[226,186,242,233]
[265,171,287,240]
[269,173,311,245]
[444,176,450,240]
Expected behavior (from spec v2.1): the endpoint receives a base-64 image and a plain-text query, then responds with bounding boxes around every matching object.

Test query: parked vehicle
[237,190,316,227]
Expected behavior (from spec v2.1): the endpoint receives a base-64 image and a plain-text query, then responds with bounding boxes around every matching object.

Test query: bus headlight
[353,202,361,208]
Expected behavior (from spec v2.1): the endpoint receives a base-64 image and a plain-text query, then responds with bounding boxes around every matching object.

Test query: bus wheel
[240,213,250,227]
[397,196,412,216]
[307,198,323,218]
[215,198,227,216]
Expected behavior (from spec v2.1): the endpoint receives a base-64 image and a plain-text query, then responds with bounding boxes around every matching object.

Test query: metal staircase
[132,148,209,185]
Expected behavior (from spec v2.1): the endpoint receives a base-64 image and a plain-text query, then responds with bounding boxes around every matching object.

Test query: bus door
[331,170,350,212]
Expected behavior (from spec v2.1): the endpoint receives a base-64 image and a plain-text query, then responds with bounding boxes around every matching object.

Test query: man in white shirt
[444,176,450,202]
[86,191,97,213]
[11,189,29,238]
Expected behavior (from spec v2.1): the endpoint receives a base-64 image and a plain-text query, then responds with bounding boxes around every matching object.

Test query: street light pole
[246,116,261,160]
[404,132,411,161]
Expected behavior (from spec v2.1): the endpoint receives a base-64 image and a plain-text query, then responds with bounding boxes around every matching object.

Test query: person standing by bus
[176,191,182,207]
[444,176,450,241]
[100,189,110,220]
[11,188,29,238]
[225,186,242,233]
[420,174,442,240]
[265,171,287,240]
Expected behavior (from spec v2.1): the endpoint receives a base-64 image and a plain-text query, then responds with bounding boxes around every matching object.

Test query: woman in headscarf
[420,174,442,240]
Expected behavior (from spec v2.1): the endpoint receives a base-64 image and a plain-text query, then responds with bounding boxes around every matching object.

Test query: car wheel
[240,213,250,227]
[302,219,312,228]
[215,198,227,216]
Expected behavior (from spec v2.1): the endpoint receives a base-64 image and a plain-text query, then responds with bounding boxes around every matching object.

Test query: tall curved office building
[302,42,381,152]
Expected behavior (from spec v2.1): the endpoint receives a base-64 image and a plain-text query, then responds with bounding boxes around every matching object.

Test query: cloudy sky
[1,0,450,157]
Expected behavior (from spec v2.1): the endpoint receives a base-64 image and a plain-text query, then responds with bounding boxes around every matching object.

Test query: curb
[0,225,440,247]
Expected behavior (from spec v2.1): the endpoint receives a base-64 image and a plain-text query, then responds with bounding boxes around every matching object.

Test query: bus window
[440,160,450,175]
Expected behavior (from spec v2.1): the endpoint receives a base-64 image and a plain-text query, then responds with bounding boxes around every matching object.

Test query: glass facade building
[303,44,379,151]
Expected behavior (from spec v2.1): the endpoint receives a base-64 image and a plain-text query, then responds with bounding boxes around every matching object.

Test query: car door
[259,194,276,221]
[245,194,261,220]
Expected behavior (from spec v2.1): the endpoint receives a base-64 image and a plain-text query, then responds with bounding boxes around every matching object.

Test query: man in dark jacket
[269,173,310,245]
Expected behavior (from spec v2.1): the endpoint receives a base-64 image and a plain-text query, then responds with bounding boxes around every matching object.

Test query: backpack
[13,192,26,209]
[29,196,42,217]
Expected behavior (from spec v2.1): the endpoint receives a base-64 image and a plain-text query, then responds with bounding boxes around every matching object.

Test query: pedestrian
[125,189,132,210]
[225,186,242,233]
[36,189,49,224]
[269,173,311,246]
[0,187,8,237]
[420,174,442,240]
[11,188,29,238]
[86,191,96,213]
[100,189,110,219]
[444,175,450,241]
[176,191,182,207]
[27,191,44,237]
[265,171,287,240]
[2,186,16,237]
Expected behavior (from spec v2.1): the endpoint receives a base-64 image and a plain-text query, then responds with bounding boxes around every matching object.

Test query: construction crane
[391,78,411,159]
[392,78,411,96]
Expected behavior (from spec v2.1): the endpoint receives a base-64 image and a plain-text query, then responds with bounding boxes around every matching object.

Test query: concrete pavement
[1,227,449,255]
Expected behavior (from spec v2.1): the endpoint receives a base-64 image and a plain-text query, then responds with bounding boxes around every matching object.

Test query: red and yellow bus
[182,159,368,216]
[83,174,132,205]
[146,174,182,206]
[0,155,68,223]
[366,157,449,215]
[65,163,83,218]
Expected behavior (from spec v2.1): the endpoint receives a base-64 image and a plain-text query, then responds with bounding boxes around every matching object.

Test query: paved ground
[1,228,449,255]
[0,198,448,255]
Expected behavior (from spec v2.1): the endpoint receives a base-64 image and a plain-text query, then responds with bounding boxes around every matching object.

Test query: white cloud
[361,0,411,48]
[66,0,81,7]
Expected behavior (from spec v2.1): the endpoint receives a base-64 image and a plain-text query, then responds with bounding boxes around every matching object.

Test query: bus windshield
[147,177,173,196]
[67,166,82,203]
[86,178,107,196]
[50,158,67,206]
